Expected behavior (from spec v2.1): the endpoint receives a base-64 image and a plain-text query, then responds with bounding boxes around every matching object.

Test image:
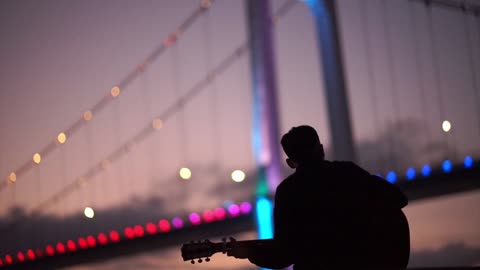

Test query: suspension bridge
[0,0,479,269]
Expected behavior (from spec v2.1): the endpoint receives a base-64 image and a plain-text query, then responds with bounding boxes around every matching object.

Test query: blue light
[406,168,416,180]
[464,156,474,168]
[256,197,273,239]
[442,160,452,173]
[386,171,397,183]
[375,173,382,178]
[421,164,431,177]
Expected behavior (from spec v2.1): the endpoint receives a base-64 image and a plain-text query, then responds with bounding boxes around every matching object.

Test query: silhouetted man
[227,125,410,269]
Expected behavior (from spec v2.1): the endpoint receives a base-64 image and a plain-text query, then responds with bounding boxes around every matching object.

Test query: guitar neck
[181,238,274,262]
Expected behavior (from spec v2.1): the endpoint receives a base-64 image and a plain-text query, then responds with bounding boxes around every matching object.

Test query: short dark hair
[281,125,321,163]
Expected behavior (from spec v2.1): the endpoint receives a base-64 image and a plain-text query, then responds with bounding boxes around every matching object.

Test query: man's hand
[226,237,249,259]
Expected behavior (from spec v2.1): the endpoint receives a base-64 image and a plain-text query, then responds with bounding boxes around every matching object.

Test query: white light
[442,120,452,132]
[179,167,192,180]
[231,170,246,182]
[84,207,95,218]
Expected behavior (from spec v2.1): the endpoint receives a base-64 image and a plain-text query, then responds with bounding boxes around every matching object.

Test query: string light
[83,111,93,121]
[152,118,163,130]
[57,132,67,144]
[3,0,298,228]
[110,86,121,97]
[8,172,17,183]
[33,153,42,164]
[0,1,215,193]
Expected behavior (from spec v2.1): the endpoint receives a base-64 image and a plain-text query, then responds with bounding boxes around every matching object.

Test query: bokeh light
[84,207,94,218]
[442,120,451,132]
[57,132,67,144]
[33,153,42,164]
[8,172,16,183]
[406,168,416,180]
[464,156,473,168]
[110,86,121,97]
[231,170,246,182]
[442,160,452,172]
[179,167,192,180]
[83,110,93,121]
[152,118,163,130]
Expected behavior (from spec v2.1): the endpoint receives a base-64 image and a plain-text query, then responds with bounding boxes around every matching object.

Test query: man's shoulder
[328,160,371,175]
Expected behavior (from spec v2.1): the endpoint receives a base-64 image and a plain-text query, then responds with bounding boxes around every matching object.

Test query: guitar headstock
[181,238,228,264]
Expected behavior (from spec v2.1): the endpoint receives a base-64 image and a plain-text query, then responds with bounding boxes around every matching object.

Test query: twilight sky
[0,0,479,268]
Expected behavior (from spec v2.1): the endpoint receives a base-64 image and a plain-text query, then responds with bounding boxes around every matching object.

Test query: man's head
[280,125,325,168]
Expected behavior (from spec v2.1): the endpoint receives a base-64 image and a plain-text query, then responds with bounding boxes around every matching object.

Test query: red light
[86,236,96,248]
[134,225,144,237]
[214,207,226,220]
[124,227,135,239]
[56,242,66,254]
[158,219,171,232]
[35,248,44,258]
[203,209,215,223]
[45,245,55,256]
[98,233,108,245]
[67,240,77,252]
[5,255,12,264]
[109,230,120,242]
[27,249,35,260]
[16,252,25,262]
[0,258,3,266]
[146,222,157,234]
[78,237,88,249]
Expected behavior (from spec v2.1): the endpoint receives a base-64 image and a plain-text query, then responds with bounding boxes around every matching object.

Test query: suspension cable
[359,1,381,173]
[462,8,480,146]
[1,0,215,193]
[0,0,298,233]
[408,1,431,166]
[425,2,452,159]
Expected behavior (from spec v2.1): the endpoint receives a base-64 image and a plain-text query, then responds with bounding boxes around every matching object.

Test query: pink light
[228,204,240,217]
[16,252,25,262]
[158,219,171,232]
[134,225,145,237]
[202,209,215,223]
[240,202,252,214]
[146,222,157,234]
[189,212,201,225]
[45,245,55,256]
[67,240,77,252]
[109,230,120,242]
[78,237,88,249]
[86,235,96,248]
[124,227,135,239]
[5,255,12,264]
[98,233,108,245]
[214,207,226,220]
[27,249,35,260]
[172,217,184,229]
[56,242,66,254]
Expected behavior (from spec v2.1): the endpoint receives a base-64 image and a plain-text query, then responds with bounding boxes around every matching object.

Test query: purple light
[189,212,202,225]
[228,204,240,217]
[172,217,184,229]
[240,202,252,214]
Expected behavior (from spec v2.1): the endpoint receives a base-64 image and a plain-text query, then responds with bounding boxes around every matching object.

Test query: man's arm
[227,238,292,269]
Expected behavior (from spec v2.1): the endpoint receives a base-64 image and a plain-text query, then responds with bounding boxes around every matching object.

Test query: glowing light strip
[0,201,252,267]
